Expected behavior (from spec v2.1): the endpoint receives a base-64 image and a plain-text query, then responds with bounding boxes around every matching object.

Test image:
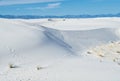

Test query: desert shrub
[116,51,120,53]
[87,51,92,54]
[98,54,104,57]
[36,66,44,70]
[63,19,66,21]
[9,64,18,68]
[48,18,52,21]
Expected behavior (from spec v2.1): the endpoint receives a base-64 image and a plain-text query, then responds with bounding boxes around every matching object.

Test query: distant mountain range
[0,13,120,19]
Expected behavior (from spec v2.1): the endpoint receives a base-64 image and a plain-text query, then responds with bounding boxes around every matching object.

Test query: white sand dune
[0,18,120,81]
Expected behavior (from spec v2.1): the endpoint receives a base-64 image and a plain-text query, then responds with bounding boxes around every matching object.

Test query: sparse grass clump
[48,18,52,21]
[63,19,66,21]
[113,59,116,62]
[9,64,18,68]
[88,41,120,65]
[98,54,104,57]
[118,63,120,65]
[116,51,120,53]
[110,41,114,43]
[87,51,92,54]
[36,66,44,70]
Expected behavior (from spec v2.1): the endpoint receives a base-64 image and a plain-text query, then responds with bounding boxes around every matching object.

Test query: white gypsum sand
[0,18,120,81]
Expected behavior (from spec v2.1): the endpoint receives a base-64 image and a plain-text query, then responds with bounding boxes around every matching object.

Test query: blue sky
[0,0,120,15]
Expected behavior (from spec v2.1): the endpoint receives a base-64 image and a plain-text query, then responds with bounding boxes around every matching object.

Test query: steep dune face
[42,28,120,54]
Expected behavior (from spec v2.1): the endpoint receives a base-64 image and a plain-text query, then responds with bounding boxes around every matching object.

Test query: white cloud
[46,2,61,9]
[0,0,62,6]
[93,0,103,1]
[26,2,61,10]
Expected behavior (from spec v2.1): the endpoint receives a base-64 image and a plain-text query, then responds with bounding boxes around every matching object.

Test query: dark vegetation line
[0,13,120,19]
